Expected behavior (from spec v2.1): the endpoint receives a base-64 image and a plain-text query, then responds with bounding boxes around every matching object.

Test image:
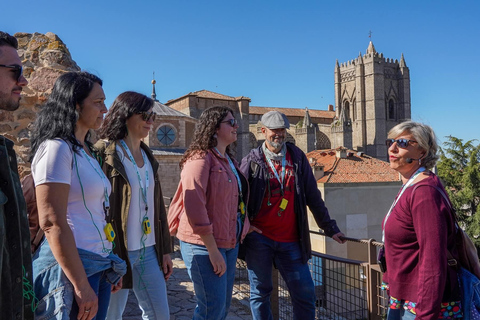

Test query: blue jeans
[244,232,316,320]
[180,240,239,320]
[387,308,416,320]
[106,246,169,320]
[70,271,112,320]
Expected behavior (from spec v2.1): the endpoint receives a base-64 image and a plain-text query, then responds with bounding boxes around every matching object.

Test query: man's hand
[247,226,262,234]
[332,232,346,244]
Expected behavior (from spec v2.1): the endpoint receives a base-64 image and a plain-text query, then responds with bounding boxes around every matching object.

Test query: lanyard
[382,167,426,242]
[214,148,246,219]
[80,148,110,214]
[120,140,149,212]
[265,153,286,194]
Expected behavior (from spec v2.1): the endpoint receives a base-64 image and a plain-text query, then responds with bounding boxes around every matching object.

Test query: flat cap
[261,111,290,129]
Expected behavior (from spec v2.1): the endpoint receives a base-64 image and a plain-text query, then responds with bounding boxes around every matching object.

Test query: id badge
[104,223,116,242]
[239,201,246,215]
[279,198,288,211]
[143,217,152,234]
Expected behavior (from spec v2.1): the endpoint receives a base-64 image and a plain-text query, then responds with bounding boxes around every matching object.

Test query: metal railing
[233,231,387,320]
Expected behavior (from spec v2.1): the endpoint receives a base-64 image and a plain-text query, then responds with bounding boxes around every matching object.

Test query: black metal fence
[233,232,388,320]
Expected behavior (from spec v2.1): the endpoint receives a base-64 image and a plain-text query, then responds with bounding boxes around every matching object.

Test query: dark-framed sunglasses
[386,138,417,149]
[0,64,23,81]
[220,119,238,127]
[136,111,156,122]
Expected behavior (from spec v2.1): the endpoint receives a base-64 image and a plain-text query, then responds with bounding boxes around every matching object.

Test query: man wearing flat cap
[240,110,345,320]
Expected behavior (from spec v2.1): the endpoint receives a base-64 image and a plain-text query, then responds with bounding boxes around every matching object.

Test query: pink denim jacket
[169,149,250,249]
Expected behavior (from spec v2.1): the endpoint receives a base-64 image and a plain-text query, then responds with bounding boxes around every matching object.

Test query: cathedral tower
[332,41,411,160]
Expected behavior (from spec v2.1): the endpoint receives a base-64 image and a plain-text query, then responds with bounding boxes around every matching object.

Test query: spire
[366,41,376,54]
[335,59,340,69]
[357,51,363,64]
[151,72,158,101]
[303,107,312,128]
[399,53,407,68]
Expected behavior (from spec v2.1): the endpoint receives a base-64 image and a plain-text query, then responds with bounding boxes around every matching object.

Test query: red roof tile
[250,106,335,119]
[306,149,400,183]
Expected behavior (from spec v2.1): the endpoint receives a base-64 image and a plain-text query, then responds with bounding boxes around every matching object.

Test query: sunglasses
[0,64,23,82]
[136,111,156,122]
[385,138,417,148]
[220,119,238,127]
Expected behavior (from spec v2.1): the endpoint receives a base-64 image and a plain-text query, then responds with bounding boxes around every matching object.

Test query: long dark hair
[98,91,154,141]
[30,71,103,159]
[180,106,235,169]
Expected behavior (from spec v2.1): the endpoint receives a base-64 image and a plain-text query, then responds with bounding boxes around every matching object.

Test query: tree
[437,136,480,247]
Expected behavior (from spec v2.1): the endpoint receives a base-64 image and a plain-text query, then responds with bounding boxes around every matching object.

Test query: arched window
[388,99,395,120]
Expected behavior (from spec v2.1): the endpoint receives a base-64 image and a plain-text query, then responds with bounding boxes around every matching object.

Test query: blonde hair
[388,121,439,169]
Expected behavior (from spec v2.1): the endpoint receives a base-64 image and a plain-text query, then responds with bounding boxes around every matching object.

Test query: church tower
[332,41,411,160]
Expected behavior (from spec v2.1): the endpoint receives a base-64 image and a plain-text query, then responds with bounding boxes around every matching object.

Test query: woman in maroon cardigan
[382,121,461,320]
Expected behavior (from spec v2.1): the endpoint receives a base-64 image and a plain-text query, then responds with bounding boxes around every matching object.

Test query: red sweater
[382,173,459,319]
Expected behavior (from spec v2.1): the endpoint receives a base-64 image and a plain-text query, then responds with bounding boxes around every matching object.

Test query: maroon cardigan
[382,173,460,319]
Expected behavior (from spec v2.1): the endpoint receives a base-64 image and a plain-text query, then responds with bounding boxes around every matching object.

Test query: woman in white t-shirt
[95,91,173,320]
[30,72,126,320]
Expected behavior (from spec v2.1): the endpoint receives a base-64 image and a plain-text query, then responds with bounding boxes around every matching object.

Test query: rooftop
[152,101,194,118]
[250,106,335,119]
[307,148,400,184]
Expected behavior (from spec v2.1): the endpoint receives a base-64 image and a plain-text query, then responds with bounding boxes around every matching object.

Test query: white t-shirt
[116,145,156,251]
[32,139,112,257]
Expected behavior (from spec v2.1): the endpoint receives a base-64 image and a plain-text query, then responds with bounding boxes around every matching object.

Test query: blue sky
[2,0,479,145]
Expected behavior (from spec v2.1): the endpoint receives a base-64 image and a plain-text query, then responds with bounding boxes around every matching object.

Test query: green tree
[437,136,480,246]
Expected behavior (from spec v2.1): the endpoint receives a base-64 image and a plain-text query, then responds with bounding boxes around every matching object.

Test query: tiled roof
[191,90,236,100]
[166,90,251,104]
[151,148,186,156]
[250,106,335,119]
[306,148,400,183]
[152,101,193,118]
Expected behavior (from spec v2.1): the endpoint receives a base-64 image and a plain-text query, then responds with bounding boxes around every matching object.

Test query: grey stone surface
[122,245,252,319]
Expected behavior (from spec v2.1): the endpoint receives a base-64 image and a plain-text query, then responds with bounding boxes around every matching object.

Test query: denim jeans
[106,246,169,320]
[70,271,112,320]
[180,240,239,320]
[244,232,316,320]
[33,239,126,320]
[387,308,416,320]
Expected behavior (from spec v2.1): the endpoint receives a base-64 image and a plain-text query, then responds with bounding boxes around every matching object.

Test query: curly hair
[388,120,439,170]
[98,91,154,141]
[180,106,235,169]
[30,71,103,159]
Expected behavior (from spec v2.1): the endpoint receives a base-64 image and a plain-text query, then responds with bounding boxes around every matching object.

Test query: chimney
[313,164,324,180]
[336,147,347,159]
[328,104,334,112]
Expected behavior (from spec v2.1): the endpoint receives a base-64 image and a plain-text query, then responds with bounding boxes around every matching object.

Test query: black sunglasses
[136,111,156,122]
[220,119,238,127]
[386,138,417,148]
[0,64,23,82]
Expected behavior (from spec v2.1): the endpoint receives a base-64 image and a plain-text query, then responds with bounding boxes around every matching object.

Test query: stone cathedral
[330,41,411,160]
[1,33,411,197]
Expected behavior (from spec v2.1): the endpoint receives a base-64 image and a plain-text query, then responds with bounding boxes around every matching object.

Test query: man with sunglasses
[0,31,33,320]
[240,110,345,320]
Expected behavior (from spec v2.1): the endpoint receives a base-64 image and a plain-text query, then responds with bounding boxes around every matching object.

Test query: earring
[213,133,217,139]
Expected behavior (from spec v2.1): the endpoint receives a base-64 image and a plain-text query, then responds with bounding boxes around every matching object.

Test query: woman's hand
[74,282,98,320]
[111,277,123,293]
[162,254,174,281]
[199,234,226,277]
[208,248,227,277]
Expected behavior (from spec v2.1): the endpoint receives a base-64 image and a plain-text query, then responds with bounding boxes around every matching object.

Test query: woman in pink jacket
[169,106,250,320]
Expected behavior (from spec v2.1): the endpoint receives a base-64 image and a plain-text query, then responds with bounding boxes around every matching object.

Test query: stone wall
[0,32,80,177]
